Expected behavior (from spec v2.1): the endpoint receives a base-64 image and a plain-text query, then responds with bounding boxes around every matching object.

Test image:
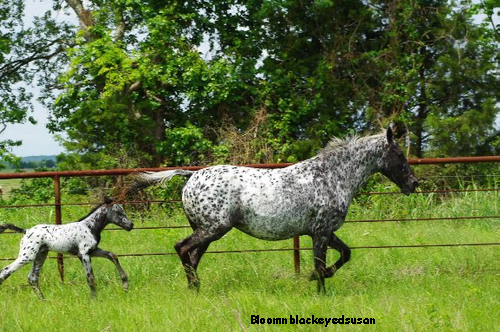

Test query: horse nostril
[413,180,419,188]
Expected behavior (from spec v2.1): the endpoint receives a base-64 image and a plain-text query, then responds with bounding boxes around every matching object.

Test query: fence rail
[0,156,499,278]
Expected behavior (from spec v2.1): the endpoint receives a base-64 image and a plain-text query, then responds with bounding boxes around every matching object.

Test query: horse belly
[235,214,308,240]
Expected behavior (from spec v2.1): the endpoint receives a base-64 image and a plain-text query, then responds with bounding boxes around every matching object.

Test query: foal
[0,198,133,298]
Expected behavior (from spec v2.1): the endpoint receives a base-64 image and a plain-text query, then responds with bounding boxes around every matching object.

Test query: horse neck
[81,206,109,237]
[319,136,385,200]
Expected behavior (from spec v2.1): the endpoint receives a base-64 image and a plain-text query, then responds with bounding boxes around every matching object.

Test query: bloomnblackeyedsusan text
[251,315,375,327]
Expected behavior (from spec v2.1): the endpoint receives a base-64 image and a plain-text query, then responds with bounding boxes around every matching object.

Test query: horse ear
[387,125,394,144]
[103,197,114,205]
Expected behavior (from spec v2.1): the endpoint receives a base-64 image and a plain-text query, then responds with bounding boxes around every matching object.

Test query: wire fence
[0,156,499,276]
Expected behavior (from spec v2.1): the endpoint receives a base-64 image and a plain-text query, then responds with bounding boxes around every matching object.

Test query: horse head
[379,125,419,195]
[103,197,134,231]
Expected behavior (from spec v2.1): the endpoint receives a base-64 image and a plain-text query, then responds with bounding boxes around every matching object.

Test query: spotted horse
[0,197,133,299]
[129,126,418,292]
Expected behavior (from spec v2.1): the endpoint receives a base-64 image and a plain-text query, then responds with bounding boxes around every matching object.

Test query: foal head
[378,126,419,195]
[103,197,134,231]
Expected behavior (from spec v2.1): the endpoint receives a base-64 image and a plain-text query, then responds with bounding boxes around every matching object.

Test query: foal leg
[28,250,48,299]
[325,233,351,278]
[0,239,38,285]
[0,257,32,285]
[89,248,129,291]
[309,234,329,293]
[78,253,96,297]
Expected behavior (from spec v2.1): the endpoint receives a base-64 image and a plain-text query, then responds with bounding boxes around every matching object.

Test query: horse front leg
[325,233,351,278]
[78,253,96,297]
[89,248,129,291]
[309,234,329,293]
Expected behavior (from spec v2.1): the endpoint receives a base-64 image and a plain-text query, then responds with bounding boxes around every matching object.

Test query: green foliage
[1,0,499,166]
[158,124,214,166]
[8,176,54,204]
[0,1,32,160]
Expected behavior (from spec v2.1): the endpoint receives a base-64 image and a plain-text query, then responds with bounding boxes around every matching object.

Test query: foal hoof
[123,282,129,292]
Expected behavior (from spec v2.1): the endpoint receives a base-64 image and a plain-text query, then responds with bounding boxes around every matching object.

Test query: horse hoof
[309,272,319,281]
[188,281,200,292]
[325,266,337,278]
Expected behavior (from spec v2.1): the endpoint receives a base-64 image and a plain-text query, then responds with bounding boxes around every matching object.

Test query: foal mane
[77,203,105,222]
[77,198,114,222]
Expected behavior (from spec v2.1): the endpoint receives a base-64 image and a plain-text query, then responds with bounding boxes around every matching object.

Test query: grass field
[0,187,498,331]
[0,169,35,199]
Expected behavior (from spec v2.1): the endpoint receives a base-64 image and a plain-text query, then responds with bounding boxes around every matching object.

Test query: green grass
[0,169,35,199]
[0,189,498,331]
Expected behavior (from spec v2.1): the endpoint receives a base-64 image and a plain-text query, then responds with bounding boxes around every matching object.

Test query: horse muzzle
[402,179,419,196]
[124,221,134,231]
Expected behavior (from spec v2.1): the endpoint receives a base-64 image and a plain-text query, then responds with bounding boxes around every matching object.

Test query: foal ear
[386,124,394,144]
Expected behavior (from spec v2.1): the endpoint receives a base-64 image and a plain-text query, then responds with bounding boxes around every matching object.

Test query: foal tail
[126,170,195,195]
[0,224,26,234]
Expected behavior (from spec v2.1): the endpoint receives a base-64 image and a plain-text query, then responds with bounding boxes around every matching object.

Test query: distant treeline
[19,159,56,169]
[0,155,57,170]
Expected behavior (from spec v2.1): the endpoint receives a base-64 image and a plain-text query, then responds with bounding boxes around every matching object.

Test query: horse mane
[77,203,105,222]
[318,131,385,157]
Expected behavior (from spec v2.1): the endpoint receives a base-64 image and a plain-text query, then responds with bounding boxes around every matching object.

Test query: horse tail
[0,224,26,234]
[126,170,194,195]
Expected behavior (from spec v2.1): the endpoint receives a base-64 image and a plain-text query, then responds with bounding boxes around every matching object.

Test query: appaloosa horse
[130,126,418,292]
[0,198,133,298]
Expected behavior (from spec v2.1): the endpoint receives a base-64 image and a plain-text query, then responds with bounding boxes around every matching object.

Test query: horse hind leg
[175,226,231,291]
[0,240,38,286]
[0,257,33,286]
[28,250,48,300]
[174,234,198,289]
[309,234,329,293]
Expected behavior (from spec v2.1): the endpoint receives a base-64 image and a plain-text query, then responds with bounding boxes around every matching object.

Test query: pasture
[0,186,498,331]
[0,170,23,199]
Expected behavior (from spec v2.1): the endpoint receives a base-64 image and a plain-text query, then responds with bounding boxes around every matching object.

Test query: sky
[2,1,73,157]
[1,1,499,157]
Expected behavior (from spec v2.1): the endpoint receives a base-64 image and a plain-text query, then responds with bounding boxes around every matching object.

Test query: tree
[2,0,498,169]
[353,0,499,157]
[0,1,32,163]
[0,1,73,166]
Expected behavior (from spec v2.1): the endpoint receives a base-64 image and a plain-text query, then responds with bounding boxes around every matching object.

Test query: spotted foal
[0,198,133,299]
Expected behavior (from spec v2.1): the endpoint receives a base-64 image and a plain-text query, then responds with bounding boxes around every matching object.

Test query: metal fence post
[293,236,300,274]
[53,175,64,282]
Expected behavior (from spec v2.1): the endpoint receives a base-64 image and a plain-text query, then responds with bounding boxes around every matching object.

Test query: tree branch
[127,81,142,94]
[114,7,127,41]
[65,0,95,41]
[145,90,168,106]
[0,43,66,82]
